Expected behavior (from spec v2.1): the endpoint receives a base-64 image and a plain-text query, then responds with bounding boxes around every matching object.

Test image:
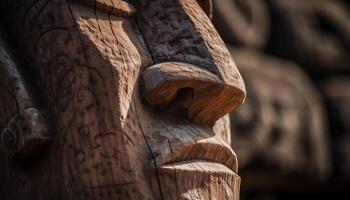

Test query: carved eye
[196,0,213,19]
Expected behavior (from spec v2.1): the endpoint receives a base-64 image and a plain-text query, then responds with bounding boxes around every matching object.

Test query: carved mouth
[159,158,240,200]
[158,136,238,173]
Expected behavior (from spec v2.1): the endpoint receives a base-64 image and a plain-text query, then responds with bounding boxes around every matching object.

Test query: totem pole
[0,0,246,199]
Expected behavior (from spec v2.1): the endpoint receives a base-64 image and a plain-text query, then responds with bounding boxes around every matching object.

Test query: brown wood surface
[0,0,245,199]
[197,0,213,19]
[0,30,50,162]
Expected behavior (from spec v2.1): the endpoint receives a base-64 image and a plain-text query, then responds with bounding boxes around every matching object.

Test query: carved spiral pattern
[1,127,19,150]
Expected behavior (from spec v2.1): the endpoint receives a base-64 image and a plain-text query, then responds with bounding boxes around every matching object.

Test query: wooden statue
[228,48,331,179]
[267,0,350,74]
[0,0,246,199]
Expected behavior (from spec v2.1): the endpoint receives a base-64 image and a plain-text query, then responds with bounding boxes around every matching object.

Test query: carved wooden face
[2,0,245,199]
[228,49,330,178]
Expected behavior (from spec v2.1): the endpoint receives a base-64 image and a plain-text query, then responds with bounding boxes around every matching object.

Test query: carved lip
[158,136,238,173]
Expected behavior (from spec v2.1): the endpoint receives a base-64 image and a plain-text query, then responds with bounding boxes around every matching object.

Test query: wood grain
[136,0,246,125]
[0,30,50,162]
[0,0,244,199]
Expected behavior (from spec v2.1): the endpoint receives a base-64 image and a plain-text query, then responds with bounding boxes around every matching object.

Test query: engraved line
[136,114,165,200]
[30,0,51,31]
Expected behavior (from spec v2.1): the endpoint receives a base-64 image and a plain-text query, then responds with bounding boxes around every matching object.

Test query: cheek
[38,5,154,191]
[76,16,152,124]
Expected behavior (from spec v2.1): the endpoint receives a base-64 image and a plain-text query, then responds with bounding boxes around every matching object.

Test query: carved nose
[135,0,246,124]
[142,62,245,125]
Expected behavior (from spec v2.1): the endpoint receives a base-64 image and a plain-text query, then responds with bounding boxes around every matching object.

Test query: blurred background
[211,0,350,199]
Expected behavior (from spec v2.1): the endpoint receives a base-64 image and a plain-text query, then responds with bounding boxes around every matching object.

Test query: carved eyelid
[76,0,136,18]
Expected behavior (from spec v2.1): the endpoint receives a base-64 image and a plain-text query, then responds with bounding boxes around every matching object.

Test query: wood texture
[136,0,246,125]
[196,0,213,19]
[76,0,137,18]
[0,31,50,162]
[228,48,331,179]
[0,0,244,199]
[267,0,350,74]
[213,0,270,48]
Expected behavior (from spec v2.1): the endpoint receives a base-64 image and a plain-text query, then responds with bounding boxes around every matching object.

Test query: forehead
[70,0,219,75]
